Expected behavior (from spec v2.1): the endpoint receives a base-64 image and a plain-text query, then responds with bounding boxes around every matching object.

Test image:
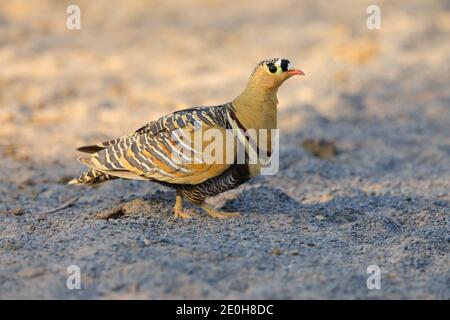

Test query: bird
[69,58,304,219]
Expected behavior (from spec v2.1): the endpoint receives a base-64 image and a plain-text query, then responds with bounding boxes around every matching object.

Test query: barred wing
[77,105,237,185]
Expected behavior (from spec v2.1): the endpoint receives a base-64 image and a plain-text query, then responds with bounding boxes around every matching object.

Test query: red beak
[288,68,305,76]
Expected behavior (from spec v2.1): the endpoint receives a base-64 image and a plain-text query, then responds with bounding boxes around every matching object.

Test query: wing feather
[76,105,236,184]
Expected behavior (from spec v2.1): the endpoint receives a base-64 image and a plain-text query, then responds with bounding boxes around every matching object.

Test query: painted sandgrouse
[69,58,304,219]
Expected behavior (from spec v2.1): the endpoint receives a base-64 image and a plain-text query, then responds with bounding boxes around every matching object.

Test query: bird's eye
[268,64,277,73]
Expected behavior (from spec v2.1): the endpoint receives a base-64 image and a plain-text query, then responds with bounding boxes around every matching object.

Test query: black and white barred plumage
[70,103,251,204]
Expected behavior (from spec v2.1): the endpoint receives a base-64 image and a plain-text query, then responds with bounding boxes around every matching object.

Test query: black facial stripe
[281,59,289,72]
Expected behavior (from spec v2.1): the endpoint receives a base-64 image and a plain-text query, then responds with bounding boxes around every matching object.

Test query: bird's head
[248,58,304,91]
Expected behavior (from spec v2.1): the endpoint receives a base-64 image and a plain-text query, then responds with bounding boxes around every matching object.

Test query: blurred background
[1,0,448,166]
[0,0,449,299]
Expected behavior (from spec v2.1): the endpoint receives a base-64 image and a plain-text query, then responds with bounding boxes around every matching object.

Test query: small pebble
[269,247,282,256]
[10,207,25,216]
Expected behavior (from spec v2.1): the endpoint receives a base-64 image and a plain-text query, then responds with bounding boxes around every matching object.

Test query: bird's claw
[173,208,196,219]
[201,205,240,219]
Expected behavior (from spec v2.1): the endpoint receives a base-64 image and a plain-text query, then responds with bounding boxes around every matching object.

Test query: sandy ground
[0,0,449,299]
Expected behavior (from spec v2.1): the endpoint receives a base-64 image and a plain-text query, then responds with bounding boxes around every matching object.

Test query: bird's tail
[68,169,118,185]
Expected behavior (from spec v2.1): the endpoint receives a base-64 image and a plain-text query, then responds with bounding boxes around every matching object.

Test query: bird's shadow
[220,186,303,215]
[219,185,450,227]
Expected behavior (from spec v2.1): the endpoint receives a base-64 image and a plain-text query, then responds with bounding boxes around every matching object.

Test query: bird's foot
[201,204,240,219]
[173,208,196,219]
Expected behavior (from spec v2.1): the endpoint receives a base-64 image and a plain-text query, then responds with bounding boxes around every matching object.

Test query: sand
[0,0,449,299]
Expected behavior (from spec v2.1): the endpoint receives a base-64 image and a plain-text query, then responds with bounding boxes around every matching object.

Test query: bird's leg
[173,191,196,219]
[200,203,240,219]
